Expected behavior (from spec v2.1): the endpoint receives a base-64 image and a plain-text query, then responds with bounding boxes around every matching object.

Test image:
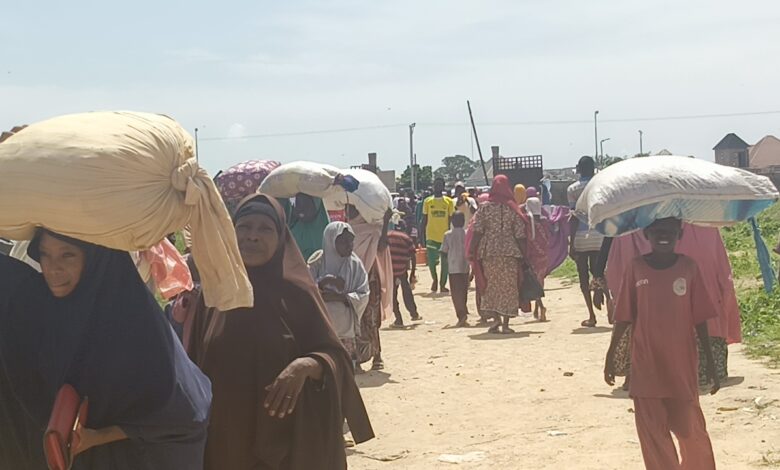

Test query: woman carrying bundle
[188,194,373,470]
[0,230,212,469]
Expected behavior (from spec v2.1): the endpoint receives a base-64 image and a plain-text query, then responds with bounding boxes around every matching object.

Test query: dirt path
[347,271,780,469]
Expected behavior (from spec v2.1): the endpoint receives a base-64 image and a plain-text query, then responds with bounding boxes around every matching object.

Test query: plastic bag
[258,161,342,199]
[323,168,393,224]
[575,156,778,236]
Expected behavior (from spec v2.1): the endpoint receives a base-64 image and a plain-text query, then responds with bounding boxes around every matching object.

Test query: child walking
[388,220,422,327]
[441,212,471,327]
[605,218,720,470]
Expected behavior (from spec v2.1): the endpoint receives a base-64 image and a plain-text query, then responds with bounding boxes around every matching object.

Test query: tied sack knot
[171,158,205,206]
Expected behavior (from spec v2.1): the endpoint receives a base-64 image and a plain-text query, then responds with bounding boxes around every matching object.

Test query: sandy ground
[347,271,780,469]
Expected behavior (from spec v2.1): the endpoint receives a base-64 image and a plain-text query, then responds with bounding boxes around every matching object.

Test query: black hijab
[1,231,178,442]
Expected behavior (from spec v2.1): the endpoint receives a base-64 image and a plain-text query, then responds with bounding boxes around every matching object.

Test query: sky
[2,0,780,176]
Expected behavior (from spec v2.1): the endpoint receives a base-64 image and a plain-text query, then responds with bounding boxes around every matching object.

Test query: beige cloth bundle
[0,111,252,310]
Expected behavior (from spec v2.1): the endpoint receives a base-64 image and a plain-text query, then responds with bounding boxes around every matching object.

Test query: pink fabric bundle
[607,224,741,343]
[544,206,572,276]
[215,160,281,202]
[141,239,194,300]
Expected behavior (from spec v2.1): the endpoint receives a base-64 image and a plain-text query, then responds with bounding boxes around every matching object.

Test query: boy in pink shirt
[605,218,720,470]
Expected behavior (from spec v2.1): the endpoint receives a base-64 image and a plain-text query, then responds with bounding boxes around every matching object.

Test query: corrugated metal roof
[713,133,749,150]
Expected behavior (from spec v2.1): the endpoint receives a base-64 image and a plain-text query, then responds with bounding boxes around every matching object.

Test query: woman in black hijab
[0,230,212,469]
[189,194,374,470]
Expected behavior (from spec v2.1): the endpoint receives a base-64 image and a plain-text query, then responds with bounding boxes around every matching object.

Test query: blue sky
[2,0,779,175]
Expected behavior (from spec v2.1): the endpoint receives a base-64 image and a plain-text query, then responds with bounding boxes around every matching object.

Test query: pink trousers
[634,398,716,470]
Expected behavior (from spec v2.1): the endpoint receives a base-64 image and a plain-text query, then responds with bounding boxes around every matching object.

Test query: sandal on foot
[371,360,385,371]
[501,326,516,334]
[581,319,597,328]
[488,324,501,334]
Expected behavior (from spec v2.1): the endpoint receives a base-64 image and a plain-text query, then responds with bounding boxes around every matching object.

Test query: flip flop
[581,319,597,328]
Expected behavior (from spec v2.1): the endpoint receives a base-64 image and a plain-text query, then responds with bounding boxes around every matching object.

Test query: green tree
[397,164,433,191]
[595,154,625,169]
[433,155,479,185]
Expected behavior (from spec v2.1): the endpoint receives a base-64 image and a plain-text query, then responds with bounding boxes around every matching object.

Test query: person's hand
[569,245,577,260]
[321,291,347,302]
[604,356,616,386]
[378,235,389,251]
[318,275,345,292]
[264,357,322,419]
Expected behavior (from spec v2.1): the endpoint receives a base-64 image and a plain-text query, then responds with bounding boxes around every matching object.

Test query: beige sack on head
[0,111,252,310]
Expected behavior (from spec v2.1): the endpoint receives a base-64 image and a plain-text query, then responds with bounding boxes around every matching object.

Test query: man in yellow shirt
[421,177,455,292]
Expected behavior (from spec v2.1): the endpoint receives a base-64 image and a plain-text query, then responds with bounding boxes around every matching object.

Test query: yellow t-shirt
[423,196,455,243]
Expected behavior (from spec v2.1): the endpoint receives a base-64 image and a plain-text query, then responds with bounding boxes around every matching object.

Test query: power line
[198,109,780,141]
[421,110,780,127]
[199,123,406,141]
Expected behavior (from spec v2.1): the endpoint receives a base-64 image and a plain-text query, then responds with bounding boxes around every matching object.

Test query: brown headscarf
[189,194,373,470]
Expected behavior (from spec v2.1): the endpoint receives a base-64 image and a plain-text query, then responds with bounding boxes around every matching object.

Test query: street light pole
[639,130,644,156]
[594,110,599,161]
[194,128,199,162]
[600,137,611,165]
[409,123,416,193]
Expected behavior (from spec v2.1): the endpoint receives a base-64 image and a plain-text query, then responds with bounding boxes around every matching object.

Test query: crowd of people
[0,145,748,470]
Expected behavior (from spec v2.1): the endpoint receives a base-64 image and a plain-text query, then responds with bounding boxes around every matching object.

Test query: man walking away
[567,156,604,327]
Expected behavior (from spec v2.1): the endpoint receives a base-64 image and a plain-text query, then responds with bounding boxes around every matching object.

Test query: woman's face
[293,193,318,223]
[335,230,354,258]
[38,233,86,298]
[235,213,280,267]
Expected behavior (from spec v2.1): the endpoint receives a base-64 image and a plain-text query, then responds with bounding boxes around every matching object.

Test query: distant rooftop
[713,133,749,151]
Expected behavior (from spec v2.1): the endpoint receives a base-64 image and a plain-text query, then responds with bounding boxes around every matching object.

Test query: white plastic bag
[575,155,778,236]
[323,168,392,224]
[258,161,342,199]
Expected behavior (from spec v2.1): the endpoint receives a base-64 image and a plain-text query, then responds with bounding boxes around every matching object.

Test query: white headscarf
[525,197,543,240]
[310,221,368,294]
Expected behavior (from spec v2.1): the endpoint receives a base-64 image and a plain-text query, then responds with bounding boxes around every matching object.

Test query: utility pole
[467,100,490,186]
[409,123,416,193]
[639,130,644,156]
[593,110,599,161]
[194,128,199,162]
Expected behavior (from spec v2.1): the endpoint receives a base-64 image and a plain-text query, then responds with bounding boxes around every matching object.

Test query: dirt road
[347,272,780,469]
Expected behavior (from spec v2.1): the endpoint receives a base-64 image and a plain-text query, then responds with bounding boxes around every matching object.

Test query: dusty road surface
[347,272,780,469]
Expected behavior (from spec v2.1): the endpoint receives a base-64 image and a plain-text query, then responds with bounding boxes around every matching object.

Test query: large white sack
[324,168,392,224]
[0,111,252,311]
[258,161,342,199]
[574,155,779,236]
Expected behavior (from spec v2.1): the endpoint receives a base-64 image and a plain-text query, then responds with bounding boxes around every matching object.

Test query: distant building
[353,152,396,191]
[748,135,780,169]
[713,133,750,168]
[714,133,780,191]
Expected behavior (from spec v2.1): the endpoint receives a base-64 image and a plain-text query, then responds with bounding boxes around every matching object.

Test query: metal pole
[639,130,644,156]
[593,111,599,160]
[194,128,199,162]
[600,137,610,165]
[467,100,489,186]
[409,123,416,193]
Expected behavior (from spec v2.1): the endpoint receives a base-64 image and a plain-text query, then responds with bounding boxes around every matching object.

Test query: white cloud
[226,123,247,141]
